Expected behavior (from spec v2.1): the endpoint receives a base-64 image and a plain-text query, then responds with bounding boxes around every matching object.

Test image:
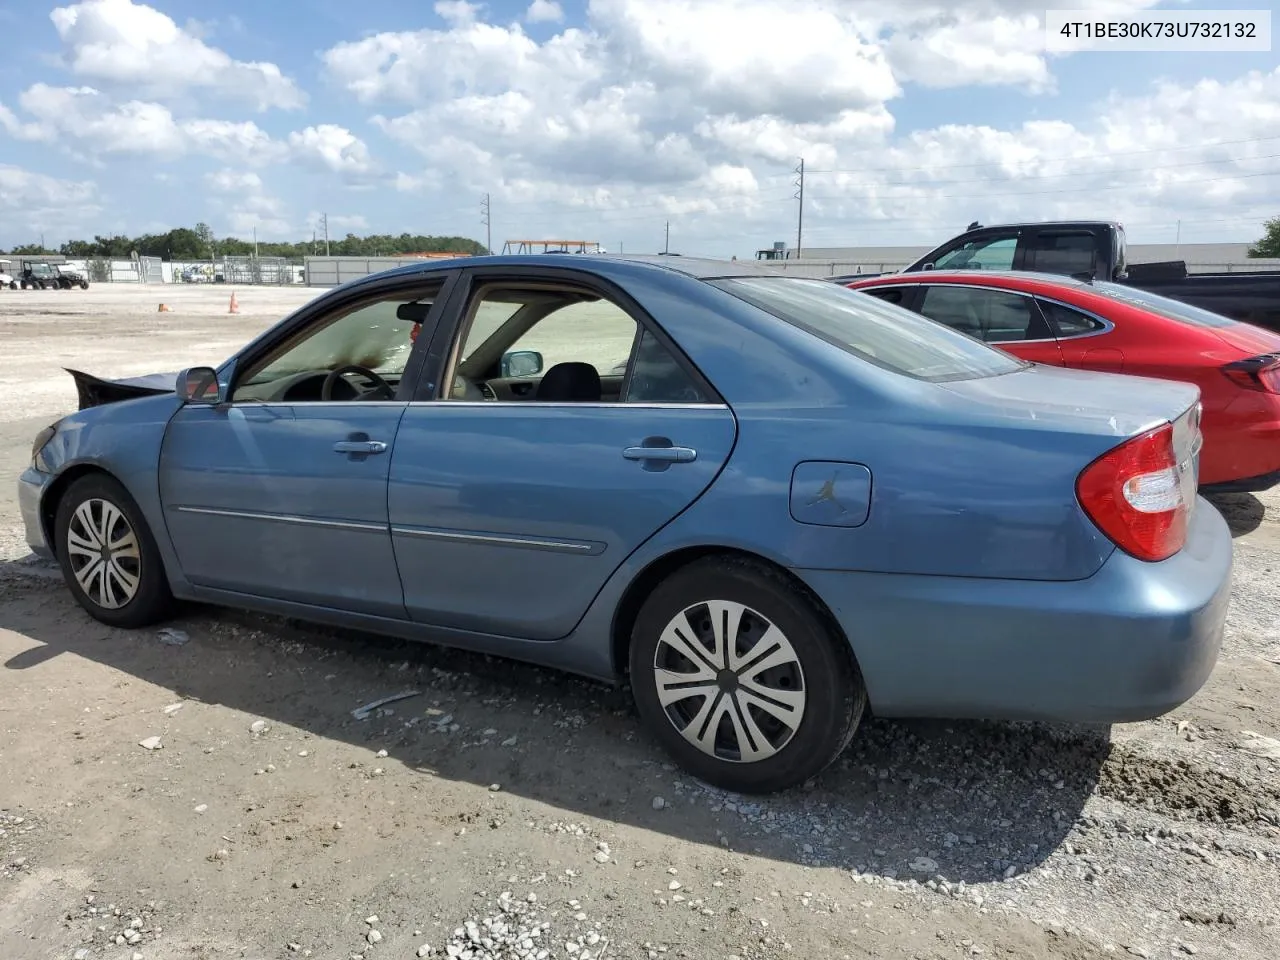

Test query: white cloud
[1,85,373,176]
[0,165,101,240]
[526,0,564,23]
[205,169,264,193]
[49,0,305,111]
[287,124,376,176]
[325,1,1277,250]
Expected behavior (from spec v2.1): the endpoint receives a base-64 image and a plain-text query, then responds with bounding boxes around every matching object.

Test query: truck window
[932,235,1017,271]
[1027,232,1098,276]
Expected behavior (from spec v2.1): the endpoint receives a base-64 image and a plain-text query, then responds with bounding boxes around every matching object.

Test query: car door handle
[333,440,387,455]
[622,445,697,463]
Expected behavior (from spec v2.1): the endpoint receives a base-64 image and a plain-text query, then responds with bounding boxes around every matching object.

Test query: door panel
[159,402,409,618]
[387,403,736,639]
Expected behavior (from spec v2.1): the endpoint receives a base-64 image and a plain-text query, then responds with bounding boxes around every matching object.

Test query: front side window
[710,277,1027,382]
[932,235,1017,271]
[232,283,444,402]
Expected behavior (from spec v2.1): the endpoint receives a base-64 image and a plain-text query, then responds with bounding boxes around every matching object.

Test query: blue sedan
[19,255,1231,794]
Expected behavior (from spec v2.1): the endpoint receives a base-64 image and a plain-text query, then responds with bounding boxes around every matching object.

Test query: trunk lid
[935,363,1200,439]
[1207,321,1280,357]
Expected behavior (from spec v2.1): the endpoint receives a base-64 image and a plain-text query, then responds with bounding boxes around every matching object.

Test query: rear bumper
[796,496,1232,723]
[18,467,54,560]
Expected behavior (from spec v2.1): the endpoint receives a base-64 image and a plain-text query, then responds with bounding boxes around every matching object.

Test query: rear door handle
[333,440,387,455]
[622,445,697,463]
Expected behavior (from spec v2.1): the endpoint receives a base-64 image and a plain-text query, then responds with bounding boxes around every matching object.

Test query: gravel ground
[1,285,1278,960]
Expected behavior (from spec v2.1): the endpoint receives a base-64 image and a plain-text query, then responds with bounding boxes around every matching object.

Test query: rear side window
[1036,299,1106,338]
[708,277,1027,382]
[1027,232,1098,276]
[918,285,1052,342]
[1090,281,1237,328]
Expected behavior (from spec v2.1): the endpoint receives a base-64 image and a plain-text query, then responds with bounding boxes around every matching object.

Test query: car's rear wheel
[53,473,174,628]
[629,556,866,794]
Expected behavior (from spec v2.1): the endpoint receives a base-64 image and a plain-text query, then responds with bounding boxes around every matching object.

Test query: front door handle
[333,440,387,455]
[623,444,697,463]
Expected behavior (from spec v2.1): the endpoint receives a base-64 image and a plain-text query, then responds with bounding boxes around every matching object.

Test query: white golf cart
[0,259,16,289]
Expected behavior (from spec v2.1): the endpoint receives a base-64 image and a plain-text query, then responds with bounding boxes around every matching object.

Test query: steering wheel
[321,364,396,401]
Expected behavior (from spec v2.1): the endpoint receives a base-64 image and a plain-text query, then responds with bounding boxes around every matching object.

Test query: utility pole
[320,213,330,256]
[664,220,670,254]
[794,157,805,259]
[253,225,258,257]
[480,193,492,254]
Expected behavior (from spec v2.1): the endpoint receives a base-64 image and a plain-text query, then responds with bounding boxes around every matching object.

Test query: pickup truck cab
[903,220,1280,333]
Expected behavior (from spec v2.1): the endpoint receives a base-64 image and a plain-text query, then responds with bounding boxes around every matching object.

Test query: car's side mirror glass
[922,262,935,271]
[177,367,221,404]
[501,349,544,378]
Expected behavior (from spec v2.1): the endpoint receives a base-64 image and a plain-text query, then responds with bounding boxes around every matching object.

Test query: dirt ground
[1,284,1278,960]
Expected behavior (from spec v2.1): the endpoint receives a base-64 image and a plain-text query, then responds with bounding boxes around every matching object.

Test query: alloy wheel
[65,497,142,610]
[652,599,807,763]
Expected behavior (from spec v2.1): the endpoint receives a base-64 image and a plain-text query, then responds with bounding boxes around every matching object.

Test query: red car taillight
[1076,422,1188,562]
[1221,354,1280,393]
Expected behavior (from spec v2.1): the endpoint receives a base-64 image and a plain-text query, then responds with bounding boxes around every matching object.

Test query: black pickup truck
[892,220,1280,332]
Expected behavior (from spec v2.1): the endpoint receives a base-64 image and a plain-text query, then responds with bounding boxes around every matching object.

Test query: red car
[845,270,1280,492]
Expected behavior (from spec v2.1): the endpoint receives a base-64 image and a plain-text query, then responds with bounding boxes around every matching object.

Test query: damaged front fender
[65,368,177,411]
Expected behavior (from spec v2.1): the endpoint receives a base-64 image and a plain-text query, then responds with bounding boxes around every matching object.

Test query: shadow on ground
[0,566,1108,887]
[1205,491,1265,538]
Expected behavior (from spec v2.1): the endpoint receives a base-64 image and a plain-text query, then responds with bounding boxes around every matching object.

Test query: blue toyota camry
[19,254,1232,794]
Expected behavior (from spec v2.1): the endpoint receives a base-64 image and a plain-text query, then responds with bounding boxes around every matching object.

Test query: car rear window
[707,277,1028,382]
[1090,281,1237,328]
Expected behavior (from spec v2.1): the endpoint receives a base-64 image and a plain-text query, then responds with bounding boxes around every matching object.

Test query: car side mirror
[501,349,543,378]
[176,366,221,404]
[921,262,935,271]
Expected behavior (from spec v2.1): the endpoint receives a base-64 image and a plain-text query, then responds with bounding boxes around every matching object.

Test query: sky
[0,0,1277,257]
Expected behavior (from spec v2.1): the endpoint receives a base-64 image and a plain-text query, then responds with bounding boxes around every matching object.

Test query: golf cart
[0,260,16,289]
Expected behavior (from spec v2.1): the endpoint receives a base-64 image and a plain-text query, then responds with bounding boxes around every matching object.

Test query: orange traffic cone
[228,292,239,314]
[158,303,171,312]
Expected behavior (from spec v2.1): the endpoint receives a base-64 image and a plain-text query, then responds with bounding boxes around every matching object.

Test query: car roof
[362,252,790,286]
[850,269,1096,291]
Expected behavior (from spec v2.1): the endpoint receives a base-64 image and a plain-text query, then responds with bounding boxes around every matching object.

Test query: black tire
[53,472,174,628]
[629,555,867,794]
[80,280,88,289]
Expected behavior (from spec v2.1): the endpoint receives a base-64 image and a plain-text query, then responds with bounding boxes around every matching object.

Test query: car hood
[66,368,177,410]
[934,362,1200,437]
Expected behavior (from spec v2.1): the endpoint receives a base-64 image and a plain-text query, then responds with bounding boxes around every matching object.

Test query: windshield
[708,277,1028,382]
[1090,281,1237,329]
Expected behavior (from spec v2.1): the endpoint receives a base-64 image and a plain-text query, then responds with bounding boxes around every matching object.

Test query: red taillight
[1076,422,1188,562]
[1221,354,1280,393]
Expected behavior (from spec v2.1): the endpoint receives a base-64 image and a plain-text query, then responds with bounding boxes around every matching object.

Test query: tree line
[1249,217,1280,259]
[2,222,488,260]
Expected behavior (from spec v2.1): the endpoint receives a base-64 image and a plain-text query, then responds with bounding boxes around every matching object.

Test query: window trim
[221,269,461,405]
[861,281,1065,346]
[412,264,725,406]
[915,282,1054,345]
[1031,294,1116,342]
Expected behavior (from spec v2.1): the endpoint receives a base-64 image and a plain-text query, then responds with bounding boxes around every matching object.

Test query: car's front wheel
[53,473,174,628]
[629,556,867,794]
